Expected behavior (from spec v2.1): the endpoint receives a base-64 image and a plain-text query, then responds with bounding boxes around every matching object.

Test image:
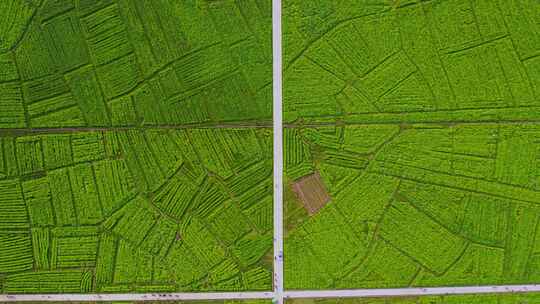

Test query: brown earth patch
[291,172,331,215]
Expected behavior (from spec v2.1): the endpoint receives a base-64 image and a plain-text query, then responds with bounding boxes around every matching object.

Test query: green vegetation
[283,0,540,290]
[4,0,540,297]
[286,293,540,304]
[0,0,272,294]
[283,0,540,124]
[0,129,273,293]
[0,0,272,128]
[284,124,540,289]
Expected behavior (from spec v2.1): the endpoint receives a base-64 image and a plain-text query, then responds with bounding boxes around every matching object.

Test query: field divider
[0,123,274,134]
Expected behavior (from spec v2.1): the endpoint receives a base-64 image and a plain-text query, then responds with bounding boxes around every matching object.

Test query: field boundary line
[272,0,284,302]
[283,120,540,127]
[0,123,273,134]
[284,285,540,299]
[3,119,540,135]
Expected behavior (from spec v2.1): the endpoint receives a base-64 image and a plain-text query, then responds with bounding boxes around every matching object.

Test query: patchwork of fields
[284,123,540,288]
[2,0,540,300]
[283,0,540,290]
[0,0,272,127]
[0,129,273,293]
[0,0,273,294]
[283,0,540,124]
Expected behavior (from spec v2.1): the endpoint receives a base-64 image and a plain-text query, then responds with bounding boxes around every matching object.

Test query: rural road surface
[3,286,540,302]
[0,292,274,302]
[283,285,540,299]
[272,0,284,302]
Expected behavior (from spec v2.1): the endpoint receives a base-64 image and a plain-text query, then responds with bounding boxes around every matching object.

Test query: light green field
[283,0,540,124]
[0,0,272,128]
[0,129,273,293]
[0,0,273,293]
[3,0,540,297]
[285,124,540,289]
[283,0,540,290]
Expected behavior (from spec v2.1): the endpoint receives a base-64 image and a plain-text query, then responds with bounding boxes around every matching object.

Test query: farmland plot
[0,0,273,294]
[283,0,540,124]
[0,129,273,293]
[283,0,540,290]
[284,124,540,289]
[0,0,272,128]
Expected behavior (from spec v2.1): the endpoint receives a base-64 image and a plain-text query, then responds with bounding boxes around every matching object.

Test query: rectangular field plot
[0,128,273,293]
[286,293,540,304]
[1,0,272,128]
[284,123,540,289]
[283,0,540,124]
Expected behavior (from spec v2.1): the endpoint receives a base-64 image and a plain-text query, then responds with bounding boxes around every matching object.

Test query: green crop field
[286,293,540,304]
[284,0,540,290]
[3,0,540,298]
[283,0,540,124]
[0,0,272,128]
[0,0,272,294]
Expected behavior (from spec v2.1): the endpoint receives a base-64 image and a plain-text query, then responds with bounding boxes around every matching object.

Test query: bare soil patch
[292,172,331,215]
